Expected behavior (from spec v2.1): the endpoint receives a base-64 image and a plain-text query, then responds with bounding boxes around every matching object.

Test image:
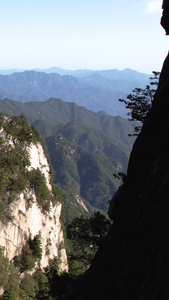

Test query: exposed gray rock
[0,122,68,273]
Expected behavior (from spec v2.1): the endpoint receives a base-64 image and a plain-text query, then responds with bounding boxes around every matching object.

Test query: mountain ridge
[0,97,135,148]
[0,97,135,223]
[0,66,150,76]
[0,68,150,117]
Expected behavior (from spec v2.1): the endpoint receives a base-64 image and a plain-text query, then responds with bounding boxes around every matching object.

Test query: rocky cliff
[0,115,68,274]
[81,3,169,299]
[161,0,169,34]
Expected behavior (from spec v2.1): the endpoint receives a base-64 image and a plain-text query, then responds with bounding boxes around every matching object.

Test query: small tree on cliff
[119,71,160,135]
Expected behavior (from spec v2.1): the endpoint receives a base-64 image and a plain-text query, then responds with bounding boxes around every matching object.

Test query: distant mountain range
[0,67,150,79]
[0,68,150,118]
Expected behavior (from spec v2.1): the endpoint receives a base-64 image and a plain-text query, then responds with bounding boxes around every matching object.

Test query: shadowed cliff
[80,2,169,299]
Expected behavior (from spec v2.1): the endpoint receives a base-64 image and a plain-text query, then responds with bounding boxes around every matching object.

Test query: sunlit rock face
[80,4,169,299]
[0,191,68,272]
[0,124,68,273]
[161,0,169,34]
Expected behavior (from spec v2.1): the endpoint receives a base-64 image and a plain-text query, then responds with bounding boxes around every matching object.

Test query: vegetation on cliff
[0,114,60,221]
[0,211,111,299]
[66,212,111,277]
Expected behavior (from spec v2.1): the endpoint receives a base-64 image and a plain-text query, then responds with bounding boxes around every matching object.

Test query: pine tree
[119,71,160,135]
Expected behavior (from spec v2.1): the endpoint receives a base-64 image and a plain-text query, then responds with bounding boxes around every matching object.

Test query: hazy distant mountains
[0,68,150,117]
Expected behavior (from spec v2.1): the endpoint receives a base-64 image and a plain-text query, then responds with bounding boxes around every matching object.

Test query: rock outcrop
[81,3,169,299]
[0,116,68,273]
[0,192,68,272]
[161,0,169,34]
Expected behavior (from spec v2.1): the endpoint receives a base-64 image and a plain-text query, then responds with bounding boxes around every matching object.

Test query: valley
[0,95,136,224]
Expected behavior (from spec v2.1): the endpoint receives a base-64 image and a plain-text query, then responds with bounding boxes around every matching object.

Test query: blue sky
[0,0,168,73]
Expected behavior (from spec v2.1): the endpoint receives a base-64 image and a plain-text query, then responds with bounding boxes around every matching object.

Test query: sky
[0,0,168,74]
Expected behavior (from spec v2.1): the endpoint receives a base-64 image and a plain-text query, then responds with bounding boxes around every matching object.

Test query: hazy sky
[0,0,168,73]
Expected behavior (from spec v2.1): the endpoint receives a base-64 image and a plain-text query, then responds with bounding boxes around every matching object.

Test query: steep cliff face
[0,115,68,273]
[81,4,169,299]
[0,192,67,272]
